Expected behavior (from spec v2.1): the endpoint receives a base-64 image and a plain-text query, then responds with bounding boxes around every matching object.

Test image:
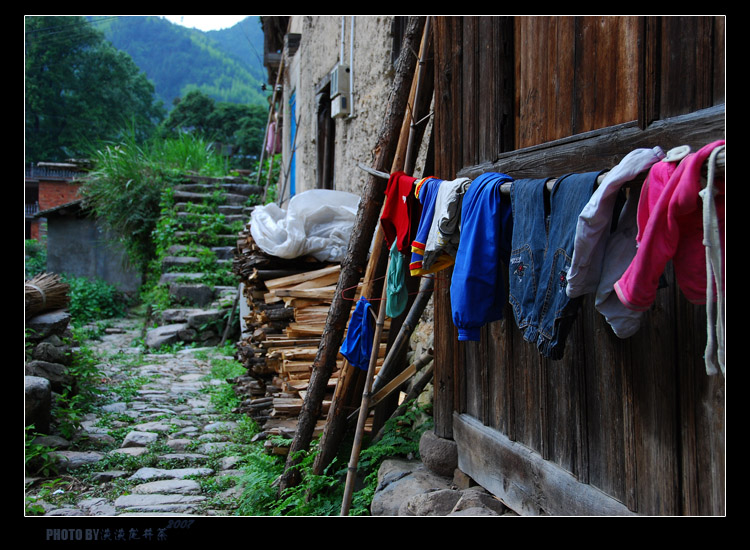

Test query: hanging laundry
[266,121,282,155]
[508,178,549,344]
[380,171,421,253]
[699,144,726,376]
[510,171,603,359]
[385,241,408,318]
[410,177,452,276]
[565,147,666,338]
[340,297,374,371]
[422,177,472,272]
[450,172,514,341]
[614,140,726,312]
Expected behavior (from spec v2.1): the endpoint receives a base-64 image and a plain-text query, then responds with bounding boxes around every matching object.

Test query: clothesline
[357,148,725,193]
[361,141,725,371]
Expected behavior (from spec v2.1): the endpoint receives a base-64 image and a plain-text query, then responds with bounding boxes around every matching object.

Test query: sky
[161,15,249,32]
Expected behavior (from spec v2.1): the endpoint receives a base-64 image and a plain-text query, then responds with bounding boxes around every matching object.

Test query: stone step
[172,231,237,246]
[218,204,254,216]
[166,282,215,307]
[158,272,206,284]
[174,210,246,224]
[175,181,263,196]
[172,190,250,207]
[165,245,235,260]
[161,256,200,270]
[161,256,231,270]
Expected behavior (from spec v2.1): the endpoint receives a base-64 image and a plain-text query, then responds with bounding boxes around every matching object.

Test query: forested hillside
[90,16,268,109]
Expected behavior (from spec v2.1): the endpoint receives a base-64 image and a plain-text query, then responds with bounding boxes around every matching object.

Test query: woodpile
[232,224,389,446]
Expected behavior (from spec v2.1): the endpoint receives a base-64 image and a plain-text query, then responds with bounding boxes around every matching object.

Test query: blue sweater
[450,172,514,341]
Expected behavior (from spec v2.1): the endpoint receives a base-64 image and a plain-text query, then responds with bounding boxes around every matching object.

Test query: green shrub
[80,132,229,273]
[234,400,433,516]
[63,275,128,327]
[25,239,47,278]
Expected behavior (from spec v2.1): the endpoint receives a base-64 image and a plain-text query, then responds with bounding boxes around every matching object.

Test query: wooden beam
[453,413,636,516]
[457,104,725,181]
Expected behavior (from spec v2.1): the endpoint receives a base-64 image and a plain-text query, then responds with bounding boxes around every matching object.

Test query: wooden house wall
[431,16,725,515]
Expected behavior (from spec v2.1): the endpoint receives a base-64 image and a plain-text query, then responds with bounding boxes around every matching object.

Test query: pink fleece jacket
[614,140,725,311]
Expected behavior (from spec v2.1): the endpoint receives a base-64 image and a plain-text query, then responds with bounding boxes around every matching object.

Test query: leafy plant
[80,131,228,273]
[63,275,129,327]
[25,239,47,278]
[233,399,433,516]
[25,478,68,515]
[25,426,59,478]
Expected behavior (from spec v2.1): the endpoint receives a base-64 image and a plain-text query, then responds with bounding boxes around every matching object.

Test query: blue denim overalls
[509,172,602,359]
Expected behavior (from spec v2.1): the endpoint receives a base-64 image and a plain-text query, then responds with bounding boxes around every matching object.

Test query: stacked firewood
[232,224,388,442]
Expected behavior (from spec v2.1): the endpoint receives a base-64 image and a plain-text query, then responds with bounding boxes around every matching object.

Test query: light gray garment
[567,147,666,299]
[565,147,666,338]
[422,177,472,270]
[699,144,725,376]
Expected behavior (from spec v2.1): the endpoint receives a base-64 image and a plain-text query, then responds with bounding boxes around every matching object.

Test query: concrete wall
[45,214,142,294]
[280,16,398,201]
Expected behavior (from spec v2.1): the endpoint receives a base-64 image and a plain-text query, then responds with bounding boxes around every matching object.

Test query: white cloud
[161,15,249,32]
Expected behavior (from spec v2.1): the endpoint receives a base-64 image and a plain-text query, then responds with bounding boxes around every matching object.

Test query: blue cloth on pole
[450,172,514,341]
[340,297,374,370]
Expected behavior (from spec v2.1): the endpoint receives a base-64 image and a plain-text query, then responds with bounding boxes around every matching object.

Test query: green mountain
[88,16,269,110]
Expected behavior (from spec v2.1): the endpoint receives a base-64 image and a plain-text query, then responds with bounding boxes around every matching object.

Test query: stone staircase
[145,176,262,350]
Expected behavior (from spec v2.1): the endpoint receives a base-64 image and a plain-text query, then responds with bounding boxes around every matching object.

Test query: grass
[25,316,433,517]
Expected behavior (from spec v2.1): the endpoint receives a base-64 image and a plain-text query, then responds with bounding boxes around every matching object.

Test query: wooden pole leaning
[311,18,433,478]
[340,262,390,515]
[339,17,433,516]
[277,16,426,495]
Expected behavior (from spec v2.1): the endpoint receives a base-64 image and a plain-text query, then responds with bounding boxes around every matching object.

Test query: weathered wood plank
[454,413,636,516]
[458,105,725,181]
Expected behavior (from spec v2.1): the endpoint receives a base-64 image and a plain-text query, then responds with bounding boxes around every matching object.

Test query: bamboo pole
[277,16,426,494]
[340,264,390,515]
[259,54,285,196]
[340,18,434,516]
[311,16,434,477]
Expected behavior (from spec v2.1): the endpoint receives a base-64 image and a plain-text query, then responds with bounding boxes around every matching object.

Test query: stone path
[26,316,249,517]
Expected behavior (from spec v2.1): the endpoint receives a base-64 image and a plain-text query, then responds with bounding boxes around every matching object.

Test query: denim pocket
[508,244,537,329]
[545,248,574,319]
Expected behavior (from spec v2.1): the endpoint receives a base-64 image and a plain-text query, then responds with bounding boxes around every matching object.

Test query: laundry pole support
[340,268,389,515]
[311,17,434,477]
[277,16,427,495]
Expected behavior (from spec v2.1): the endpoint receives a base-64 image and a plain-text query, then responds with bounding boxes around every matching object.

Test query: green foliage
[25,16,164,163]
[63,275,128,327]
[25,478,68,515]
[25,426,59,478]
[25,239,47,278]
[160,89,267,169]
[80,132,228,272]
[234,399,433,516]
[49,341,106,439]
[234,446,286,515]
[146,178,243,312]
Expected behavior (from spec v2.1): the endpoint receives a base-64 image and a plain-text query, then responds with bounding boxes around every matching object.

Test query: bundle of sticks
[25,273,70,320]
[232,224,389,442]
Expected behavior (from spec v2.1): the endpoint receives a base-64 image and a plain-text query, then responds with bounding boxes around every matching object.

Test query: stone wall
[281,16,398,199]
[25,310,74,434]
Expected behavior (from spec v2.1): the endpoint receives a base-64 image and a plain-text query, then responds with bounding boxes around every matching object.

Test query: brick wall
[38,181,81,211]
